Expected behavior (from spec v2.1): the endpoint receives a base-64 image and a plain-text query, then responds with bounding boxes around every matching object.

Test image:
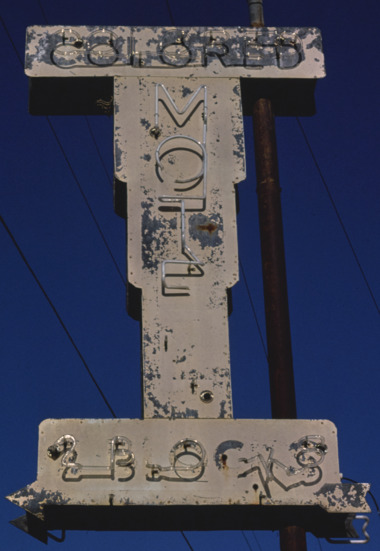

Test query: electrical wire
[0,15,23,65]
[1,4,120,419]
[34,1,125,285]
[36,2,115,192]
[84,116,114,188]
[250,531,264,551]
[45,116,126,287]
[1,11,126,289]
[242,531,255,551]
[166,0,175,26]
[181,531,195,551]
[0,214,117,418]
[314,534,323,551]
[296,117,380,317]
[37,0,48,23]
[239,259,268,361]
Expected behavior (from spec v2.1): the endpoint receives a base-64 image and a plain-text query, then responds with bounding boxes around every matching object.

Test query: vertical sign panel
[115,77,245,418]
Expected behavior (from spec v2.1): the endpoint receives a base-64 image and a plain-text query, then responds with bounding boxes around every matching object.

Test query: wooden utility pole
[248,1,306,549]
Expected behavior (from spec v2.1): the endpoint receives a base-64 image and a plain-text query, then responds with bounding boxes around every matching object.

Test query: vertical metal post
[252,98,297,420]
[247,1,307,550]
[247,0,264,27]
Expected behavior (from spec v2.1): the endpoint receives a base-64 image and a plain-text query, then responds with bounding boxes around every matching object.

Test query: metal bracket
[48,530,66,543]
[326,515,370,544]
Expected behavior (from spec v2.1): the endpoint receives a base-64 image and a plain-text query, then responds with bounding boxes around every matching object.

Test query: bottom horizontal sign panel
[7,419,370,541]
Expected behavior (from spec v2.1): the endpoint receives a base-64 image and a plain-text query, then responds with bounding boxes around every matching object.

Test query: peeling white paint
[25,26,325,79]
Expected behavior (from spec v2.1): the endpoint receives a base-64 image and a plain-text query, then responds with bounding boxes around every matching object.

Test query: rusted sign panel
[9,418,369,515]
[25,26,324,79]
[114,77,244,418]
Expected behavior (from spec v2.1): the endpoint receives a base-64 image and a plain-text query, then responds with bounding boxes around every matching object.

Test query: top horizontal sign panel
[25,26,325,79]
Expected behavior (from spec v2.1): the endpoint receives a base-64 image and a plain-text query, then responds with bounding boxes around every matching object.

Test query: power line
[239,259,268,361]
[36,1,115,192]
[296,117,380,317]
[45,116,126,287]
[315,535,323,551]
[0,214,117,418]
[166,0,175,25]
[181,531,195,551]
[34,1,125,285]
[251,531,264,551]
[0,14,23,66]
[242,531,256,551]
[84,116,114,188]
[37,0,48,23]
[1,11,126,288]
[1,2,120,418]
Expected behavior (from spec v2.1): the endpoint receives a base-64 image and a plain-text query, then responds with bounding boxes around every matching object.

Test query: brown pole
[252,98,297,420]
[247,1,307,550]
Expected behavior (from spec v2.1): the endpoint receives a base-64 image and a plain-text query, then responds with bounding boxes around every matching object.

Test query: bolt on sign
[7,26,370,543]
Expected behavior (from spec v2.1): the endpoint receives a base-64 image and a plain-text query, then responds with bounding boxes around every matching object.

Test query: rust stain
[197,222,218,234]
[220,453,228,470]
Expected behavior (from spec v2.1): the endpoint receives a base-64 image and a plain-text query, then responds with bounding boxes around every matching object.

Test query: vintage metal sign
[25,26,325,78]
[8,419,370,537]
[6,23,370,544]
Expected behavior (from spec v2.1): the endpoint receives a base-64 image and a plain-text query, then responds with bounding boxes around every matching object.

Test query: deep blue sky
[1,1,379,550]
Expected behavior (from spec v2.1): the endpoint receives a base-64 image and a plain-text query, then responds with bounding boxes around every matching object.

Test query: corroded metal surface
[25,26,324,79]
[8,419,370,515]
[114,77,245,418]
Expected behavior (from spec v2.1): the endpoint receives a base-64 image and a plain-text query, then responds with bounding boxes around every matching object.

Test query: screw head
[200,390,214,403]
[149,126,161,139]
